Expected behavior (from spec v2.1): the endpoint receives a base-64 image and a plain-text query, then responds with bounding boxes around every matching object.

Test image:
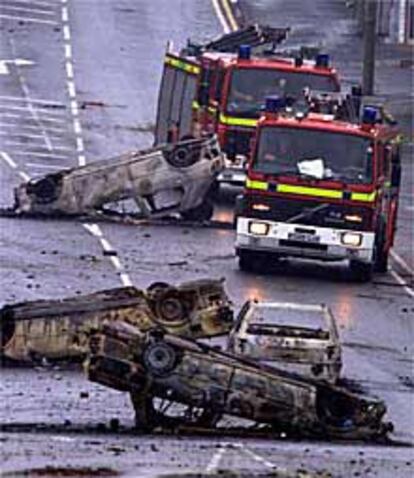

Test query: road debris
[12,136,223,221]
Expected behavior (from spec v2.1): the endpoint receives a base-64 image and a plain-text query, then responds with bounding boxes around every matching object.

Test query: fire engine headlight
[341,232,363,247]
[248,221,270,236]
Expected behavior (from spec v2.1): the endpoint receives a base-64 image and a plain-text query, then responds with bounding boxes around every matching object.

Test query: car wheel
[165,144,199,168]
[143,341,179,376]
[154,290,188,324]
[181,199,214,222]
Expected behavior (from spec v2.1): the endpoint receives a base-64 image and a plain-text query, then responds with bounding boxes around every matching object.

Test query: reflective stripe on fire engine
[245,179,377,202]
[165,56,200,75]
[219,113,257,128]
[350,191,377,202]
[192,101,217,114]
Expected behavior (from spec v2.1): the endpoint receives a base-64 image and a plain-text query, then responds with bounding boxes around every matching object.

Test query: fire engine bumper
[235,217,375,263]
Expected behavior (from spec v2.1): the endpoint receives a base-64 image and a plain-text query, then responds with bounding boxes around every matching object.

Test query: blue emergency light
[265,95,286,113]
[315,53,329,68]
[238,44,251,60]
[362,106,378,125]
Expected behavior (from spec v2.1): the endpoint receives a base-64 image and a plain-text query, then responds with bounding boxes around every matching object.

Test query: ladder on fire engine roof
[182,24,290,56]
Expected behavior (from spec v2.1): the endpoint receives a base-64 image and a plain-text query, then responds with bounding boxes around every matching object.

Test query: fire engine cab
[154,25,340,188]
[235,92,402,281]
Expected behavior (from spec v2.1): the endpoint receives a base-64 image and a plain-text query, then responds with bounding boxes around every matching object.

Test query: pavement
[0,1,413,477]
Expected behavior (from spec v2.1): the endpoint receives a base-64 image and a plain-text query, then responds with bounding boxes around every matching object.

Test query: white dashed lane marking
[60,0,132,287]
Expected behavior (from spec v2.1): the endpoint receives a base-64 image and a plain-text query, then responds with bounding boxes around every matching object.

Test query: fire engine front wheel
[350,260,373,282]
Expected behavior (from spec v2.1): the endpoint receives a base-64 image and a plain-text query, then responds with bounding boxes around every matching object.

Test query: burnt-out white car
[13,136,223,221]
[227,301,342,383]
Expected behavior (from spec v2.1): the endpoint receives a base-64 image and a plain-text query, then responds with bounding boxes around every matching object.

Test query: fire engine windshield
[254,127,373,184]
[226,68,338,117]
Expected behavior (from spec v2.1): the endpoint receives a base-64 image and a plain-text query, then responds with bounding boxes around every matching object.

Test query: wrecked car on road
[13,135,223,221]
[86,322,392,441]
[227,301,342,383]
[0,278,233,363]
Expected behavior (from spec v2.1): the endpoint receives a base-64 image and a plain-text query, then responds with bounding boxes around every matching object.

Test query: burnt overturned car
[0,279,233,363]
[13,135,223,221]
[87,321,392,441]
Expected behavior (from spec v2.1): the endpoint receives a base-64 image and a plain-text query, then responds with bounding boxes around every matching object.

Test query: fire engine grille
[241,195,373,231]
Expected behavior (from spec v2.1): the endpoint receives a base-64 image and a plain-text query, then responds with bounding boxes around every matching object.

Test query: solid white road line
[0,5,55,16]
[10,151,70,159]
[3,0,57,8]
[391,249,414,276]
[390,269,414,298]
[18,170,31,181]
[0,95,64,106]
[0,150,18,168]
[220,0,238,31]
[204,444,227,473]
[0,122,66,133]
[0,14,58,25]
[26,162,69,169]
[0,112,67,123]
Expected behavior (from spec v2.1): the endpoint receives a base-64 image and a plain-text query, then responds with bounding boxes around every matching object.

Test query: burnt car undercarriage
[87,323,392,441]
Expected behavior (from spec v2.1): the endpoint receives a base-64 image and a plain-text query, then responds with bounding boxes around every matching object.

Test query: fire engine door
[154,53,200,145]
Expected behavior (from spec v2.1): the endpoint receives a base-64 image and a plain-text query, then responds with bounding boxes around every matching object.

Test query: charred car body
[13,136,223,221]
[87,322,391,441]
[0,279,233,363]
[227,301,342,383]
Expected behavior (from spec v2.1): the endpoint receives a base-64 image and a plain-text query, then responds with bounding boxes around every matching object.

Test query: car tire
[143,341,179,376]
[153,290,188,324]
[165,144,199,168]
[181,199,214,222]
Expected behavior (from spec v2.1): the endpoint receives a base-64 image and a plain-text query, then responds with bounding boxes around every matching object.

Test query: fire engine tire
[350,260,373,282]
[166,145,198,168]
[143,341,179,376]
[153,290,188,324]
[238,250,258,273]
[374,222,389,273]
[181,199,214,222]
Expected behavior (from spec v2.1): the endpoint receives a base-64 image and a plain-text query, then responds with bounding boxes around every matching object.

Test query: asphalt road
[0,1,413,477]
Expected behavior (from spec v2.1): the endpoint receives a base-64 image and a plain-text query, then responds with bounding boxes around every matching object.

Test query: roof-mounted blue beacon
[316,53,330,68]
[265,95,286,114]
[362,106,379,125]
[238,44,251,60]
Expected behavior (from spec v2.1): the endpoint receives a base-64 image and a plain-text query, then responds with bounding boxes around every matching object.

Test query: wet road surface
[0,0,413,476]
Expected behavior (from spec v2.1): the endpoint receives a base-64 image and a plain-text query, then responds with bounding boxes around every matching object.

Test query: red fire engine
[155,25,340,187]
[235,92,402,281]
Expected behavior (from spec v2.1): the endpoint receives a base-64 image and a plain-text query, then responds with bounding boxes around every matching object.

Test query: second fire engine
[235,92,402,280]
